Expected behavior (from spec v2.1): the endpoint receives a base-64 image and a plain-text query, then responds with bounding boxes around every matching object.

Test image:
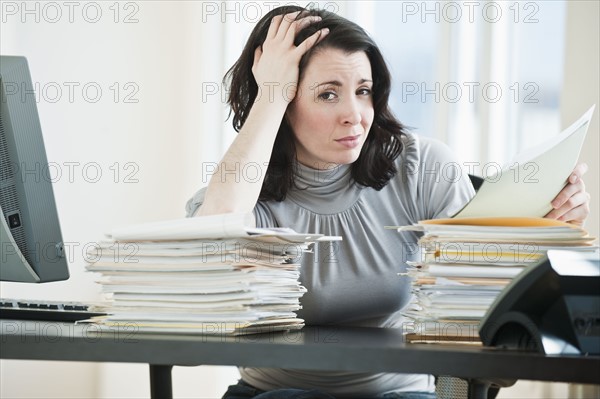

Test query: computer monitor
[0,55,69,282]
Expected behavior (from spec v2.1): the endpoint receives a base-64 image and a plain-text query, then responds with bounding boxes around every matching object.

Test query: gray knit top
[185,133,475,396]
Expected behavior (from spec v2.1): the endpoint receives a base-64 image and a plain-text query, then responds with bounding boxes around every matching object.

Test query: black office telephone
[479,250,600,355]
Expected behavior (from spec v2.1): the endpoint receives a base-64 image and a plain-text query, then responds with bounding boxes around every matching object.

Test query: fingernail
[571,175,578,183]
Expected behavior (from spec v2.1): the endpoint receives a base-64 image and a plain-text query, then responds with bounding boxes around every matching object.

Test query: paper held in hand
[452,105,595,219]
[390,106,597,345]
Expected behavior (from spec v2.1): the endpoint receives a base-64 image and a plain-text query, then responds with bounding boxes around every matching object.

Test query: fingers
[284,15,323,43]
[275,11,300,39]
[545,191,590,223]
[254,11,327,92]
[274,11,312,41]
[546,164,591,225]
[558,204,588,226]
[267,14,285,39]
[568,162,589,184]
[267,11,306,39]
[546,202,589,226]
[295,27,330,56]
[552,178,586,209]
[267,11,323,45]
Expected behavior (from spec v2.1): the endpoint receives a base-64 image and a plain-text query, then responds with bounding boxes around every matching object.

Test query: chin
[332,150,362,165]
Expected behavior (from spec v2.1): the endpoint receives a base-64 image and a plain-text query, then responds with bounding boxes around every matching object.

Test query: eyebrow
[315,79,373,87]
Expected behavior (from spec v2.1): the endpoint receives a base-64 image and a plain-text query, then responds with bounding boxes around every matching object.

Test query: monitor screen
[0,55,69,282]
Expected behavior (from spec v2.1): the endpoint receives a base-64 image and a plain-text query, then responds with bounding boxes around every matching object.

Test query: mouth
[335,135,361,149]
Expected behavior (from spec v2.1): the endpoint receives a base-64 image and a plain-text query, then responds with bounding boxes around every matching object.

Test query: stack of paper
[396,217,597,344]
[394,106,598,344]
[85,213,339,335]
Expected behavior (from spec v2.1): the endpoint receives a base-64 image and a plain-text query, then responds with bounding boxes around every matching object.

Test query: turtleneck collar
[287,161,363,214]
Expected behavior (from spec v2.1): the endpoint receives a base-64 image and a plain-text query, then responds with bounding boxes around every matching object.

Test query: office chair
[436,376,502,399]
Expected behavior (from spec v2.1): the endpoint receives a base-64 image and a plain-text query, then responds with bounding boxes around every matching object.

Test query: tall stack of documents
[86,213,338,335]
[396,217,597,343]
[394,106,598,343]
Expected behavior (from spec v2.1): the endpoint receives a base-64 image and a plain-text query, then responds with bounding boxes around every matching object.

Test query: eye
[357,87,372,96]
[318,91,338,102]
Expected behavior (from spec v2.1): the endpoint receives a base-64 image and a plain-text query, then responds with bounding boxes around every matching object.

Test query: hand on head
[252,11,329,102]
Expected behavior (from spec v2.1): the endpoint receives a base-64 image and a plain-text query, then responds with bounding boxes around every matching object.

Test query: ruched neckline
[288,161,362,214]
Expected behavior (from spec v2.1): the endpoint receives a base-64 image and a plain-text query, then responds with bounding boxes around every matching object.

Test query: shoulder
[399,132,458,166]
[391,132,475,220]
[395,132,462,183]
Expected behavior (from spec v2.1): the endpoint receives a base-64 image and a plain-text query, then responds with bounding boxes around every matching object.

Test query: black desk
[1,320,599,398]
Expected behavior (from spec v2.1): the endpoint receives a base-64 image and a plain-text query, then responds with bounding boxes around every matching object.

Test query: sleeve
[253,201,278,228]
[416,136,476,220]
[184,187,278,228]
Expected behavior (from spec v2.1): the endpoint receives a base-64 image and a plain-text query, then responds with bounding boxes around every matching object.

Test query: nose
[340,97,362,126]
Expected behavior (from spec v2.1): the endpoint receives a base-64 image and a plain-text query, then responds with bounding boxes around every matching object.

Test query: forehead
[303,48,372,82]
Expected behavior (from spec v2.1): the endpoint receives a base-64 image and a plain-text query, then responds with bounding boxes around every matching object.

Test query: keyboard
[0,298,106,322]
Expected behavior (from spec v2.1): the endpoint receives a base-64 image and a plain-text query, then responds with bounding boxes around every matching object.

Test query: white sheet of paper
[454,105,595,218]
[110,212,330,242]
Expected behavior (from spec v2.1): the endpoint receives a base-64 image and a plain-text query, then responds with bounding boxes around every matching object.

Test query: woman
[186,6,590,398]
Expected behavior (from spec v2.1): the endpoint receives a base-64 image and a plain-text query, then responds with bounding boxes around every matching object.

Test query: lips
[335,135,361,149]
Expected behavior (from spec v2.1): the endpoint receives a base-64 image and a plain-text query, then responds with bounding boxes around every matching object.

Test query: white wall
[561,3,600,397]
[0,1,238,397]
[561,0,599,239]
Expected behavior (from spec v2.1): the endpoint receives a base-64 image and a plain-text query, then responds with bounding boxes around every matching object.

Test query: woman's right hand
[198,12,327,217]
[251,11,329,103]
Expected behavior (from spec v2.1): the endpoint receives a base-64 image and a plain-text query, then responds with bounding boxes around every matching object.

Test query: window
[214,1,566,176]
[352,0,566,172]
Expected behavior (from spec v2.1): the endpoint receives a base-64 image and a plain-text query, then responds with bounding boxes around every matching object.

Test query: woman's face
[286,48,375,170]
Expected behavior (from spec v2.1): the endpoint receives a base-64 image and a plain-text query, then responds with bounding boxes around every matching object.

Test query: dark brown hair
[224,5,408,201]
